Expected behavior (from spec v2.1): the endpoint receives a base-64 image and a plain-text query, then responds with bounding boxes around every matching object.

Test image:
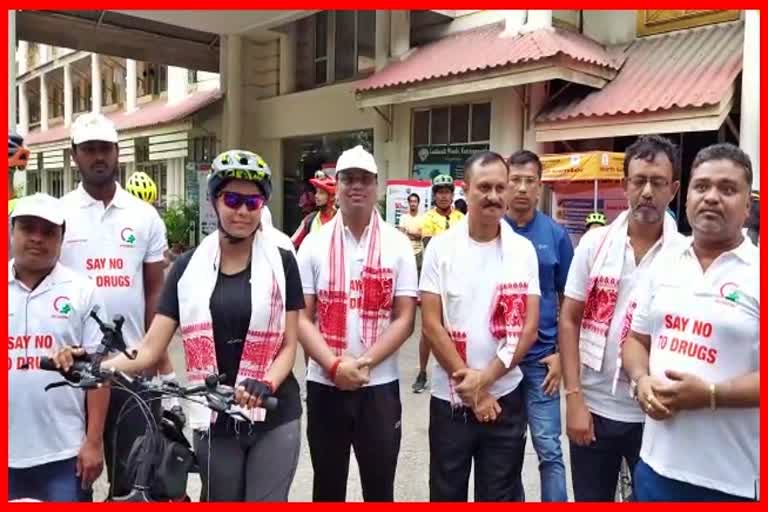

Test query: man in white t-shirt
[559,135,684,501]
[420,151,541,501]
[623,143,759,502]
[297,145,418,502]
[8,194,109,502]
[58,113,171,498]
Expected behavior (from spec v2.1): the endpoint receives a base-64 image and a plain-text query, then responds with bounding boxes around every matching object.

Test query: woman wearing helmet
[585,211,607,232]
[125,171,158,204]
[290,173,337,250]
[53,150,304,501]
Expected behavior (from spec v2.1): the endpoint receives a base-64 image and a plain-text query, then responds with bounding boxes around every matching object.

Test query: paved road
[94,313,575,502]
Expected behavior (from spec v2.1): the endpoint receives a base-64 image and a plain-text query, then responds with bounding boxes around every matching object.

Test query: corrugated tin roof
[356,23,621,92]
[26,88,223,146]
[539,21,744,122]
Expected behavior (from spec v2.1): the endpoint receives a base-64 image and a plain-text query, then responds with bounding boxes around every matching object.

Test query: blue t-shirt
[505,210,574,363]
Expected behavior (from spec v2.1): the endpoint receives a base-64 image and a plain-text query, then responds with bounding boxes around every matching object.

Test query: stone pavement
[94,313,575,502]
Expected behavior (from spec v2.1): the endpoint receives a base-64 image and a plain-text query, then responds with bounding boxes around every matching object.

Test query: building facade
[12,10,759,235]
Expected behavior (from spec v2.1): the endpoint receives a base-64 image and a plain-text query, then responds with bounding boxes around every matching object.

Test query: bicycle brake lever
[45,381,74,391]
[120,348,138,361]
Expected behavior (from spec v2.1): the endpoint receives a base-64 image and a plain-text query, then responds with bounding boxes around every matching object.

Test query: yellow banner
[540,151,625,182]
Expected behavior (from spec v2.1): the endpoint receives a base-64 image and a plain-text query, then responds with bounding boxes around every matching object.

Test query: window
[48,170,64,198]
[636,10,740,36]
[189,136,218,163]
[412,102,492,146]
[297,11,377,91]
[314,11,329,85]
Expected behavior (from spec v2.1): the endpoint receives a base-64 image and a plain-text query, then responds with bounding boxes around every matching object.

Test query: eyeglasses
[627,176,671,190]
[219,191,266,211]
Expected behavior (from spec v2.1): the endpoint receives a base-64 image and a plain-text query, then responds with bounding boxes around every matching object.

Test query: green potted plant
[162,199,197,255]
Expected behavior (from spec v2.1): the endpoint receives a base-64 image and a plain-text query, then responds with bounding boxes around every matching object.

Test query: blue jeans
[518,360,567,502]
[634,459,754,502]
[8,457,92,502]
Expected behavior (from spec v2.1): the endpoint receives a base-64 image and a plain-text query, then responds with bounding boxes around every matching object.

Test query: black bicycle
[39,308,278,502]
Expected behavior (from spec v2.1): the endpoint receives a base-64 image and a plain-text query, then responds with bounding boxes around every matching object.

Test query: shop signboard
[412,143,489,181]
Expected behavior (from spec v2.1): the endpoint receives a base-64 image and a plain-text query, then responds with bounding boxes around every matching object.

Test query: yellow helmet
[585,211,607,227]
[126,171,158,204]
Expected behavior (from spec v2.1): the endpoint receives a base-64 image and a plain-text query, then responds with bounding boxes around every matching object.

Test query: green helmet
[585,211,607,227]
[432,174,454,190]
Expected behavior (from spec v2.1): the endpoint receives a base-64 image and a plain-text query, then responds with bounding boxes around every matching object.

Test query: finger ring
[483,415,490,421]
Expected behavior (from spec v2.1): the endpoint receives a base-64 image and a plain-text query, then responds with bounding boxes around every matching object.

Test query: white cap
[335,145,377,175]
[71,112,118,145]
[10,193,65,226]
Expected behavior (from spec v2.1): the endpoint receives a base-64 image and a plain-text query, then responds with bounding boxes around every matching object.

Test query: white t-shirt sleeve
[145,211,168,264]
[630,263,658,336]
[564,230,598,302]
[80,284,108,353]
[394,234,419,297]
[419,237,441,295]
[297,234,317,295]
[523,240,541,296]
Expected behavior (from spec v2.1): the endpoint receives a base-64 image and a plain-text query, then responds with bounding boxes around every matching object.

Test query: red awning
[26,88,223,145]
[538,21,744,122]
[356,23,621,93]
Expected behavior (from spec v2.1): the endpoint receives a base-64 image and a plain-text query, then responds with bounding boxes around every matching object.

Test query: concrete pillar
[279,25,296,95]
[375,10,391,70]
[523,82,548,153]
[126,59,137,112]
[490,87,524,158]
[40,73,49,131]
[390,11,410,58]
[740,10,759,189]
[91,53,101,113]
[39,44,50,64]
[525,10,553,31]
[63,149,72,193]
[222,35,243,149]
[63,63,73,127]
[9,11,17,131]
[18,81,28,135]
[167,66,188,104]
[17,39,27,75]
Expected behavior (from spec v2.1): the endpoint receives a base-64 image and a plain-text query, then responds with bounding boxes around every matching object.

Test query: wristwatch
[630,375,644,401]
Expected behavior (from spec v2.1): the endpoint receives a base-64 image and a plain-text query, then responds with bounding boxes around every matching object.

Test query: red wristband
[262,379,275,394]
[328,357,342,382]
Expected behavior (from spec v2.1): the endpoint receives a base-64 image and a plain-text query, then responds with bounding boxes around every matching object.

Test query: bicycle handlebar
[38,356,278,415]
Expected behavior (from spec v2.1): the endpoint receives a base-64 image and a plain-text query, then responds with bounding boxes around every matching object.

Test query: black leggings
[193,419,301,502]
[306,381,402,502]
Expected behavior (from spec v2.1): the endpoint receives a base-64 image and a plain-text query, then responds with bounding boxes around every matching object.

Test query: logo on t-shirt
[52,296,72,318]
[719,282,741,304]
[120,227,136,247]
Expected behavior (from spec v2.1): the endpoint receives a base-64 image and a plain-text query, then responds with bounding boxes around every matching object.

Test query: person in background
[454,198,468,215]
[291,173,337,250]
[413,174,465,393]
[503,149,573,502]
[623,143,758,502]
[8,131,30,260]
[398,193,424,273]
